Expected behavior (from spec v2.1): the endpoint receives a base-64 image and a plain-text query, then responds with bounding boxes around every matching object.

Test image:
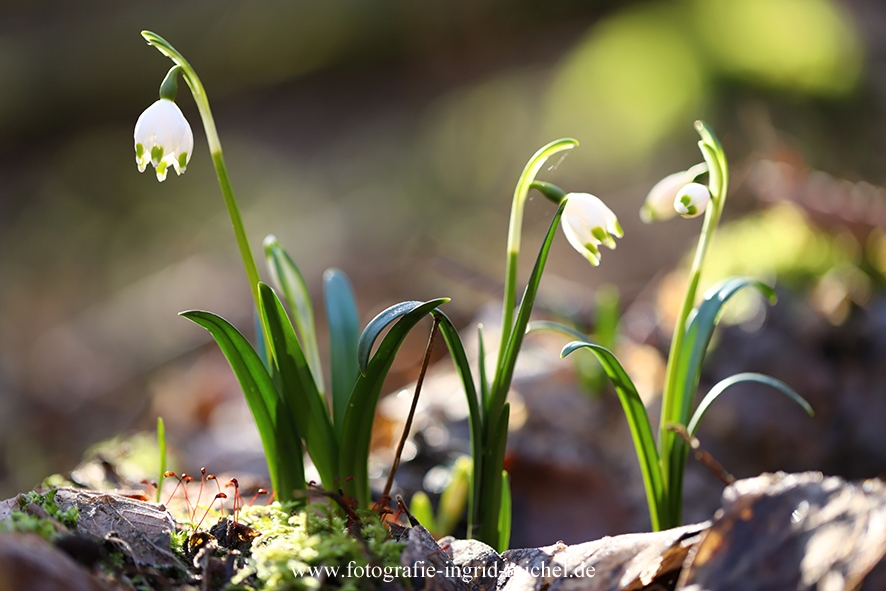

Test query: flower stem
[657,121,728,529]
[141,31,262,312]
[496,139,578,374]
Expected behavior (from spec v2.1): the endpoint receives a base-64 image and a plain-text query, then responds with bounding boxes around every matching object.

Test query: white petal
[641,171,686,223]
[674,182,711,218]
[133,99,193,180]
[560,192,621,265]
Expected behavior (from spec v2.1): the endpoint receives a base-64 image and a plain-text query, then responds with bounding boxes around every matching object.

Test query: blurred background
[2,0,886,547]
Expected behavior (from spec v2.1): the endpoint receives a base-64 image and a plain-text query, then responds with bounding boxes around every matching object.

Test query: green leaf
[562,340,662,531]
[357,301,428,374]
[491,200,568,415]
[526,320,588,341]
[434,312,483,536]
[339,298,449,506]
[259,283,338,489]
[688,372,813,436]
[438,455,472,537]
[498,470,511,553]
[324,269,360,435]
[264,235,324,394]
[477,325,490,407]
[665,277,776,523]
[674,278,777,429]
[181,310,305,501]
[409,492,438,535]
[476,404,510,549]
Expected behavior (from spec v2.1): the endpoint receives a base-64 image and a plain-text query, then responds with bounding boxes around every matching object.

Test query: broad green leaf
[254,311,270,370]
[339,298,448,506]
[562,340,662,531]
[181,310,305,500]
[324,269,360,434]
[688,372,813,436]
[358,301,427,374]
[264,235,324,394]
[259,283,338,489]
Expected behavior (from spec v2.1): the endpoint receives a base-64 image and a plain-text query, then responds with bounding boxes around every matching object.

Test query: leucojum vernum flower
[559,192,623,265]
[134,65,193,182]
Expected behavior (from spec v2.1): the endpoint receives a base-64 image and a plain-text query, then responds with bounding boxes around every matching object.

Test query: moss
[228,503,406,591]
[0,489,78,542]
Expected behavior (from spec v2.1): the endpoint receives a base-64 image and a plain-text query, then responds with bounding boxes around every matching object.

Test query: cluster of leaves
[227,504,406,591]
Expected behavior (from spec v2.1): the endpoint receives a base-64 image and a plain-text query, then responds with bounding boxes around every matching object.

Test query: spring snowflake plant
[134,31,615,552]
[135,31,452,509]
[531,122,814,531]
[135,29,789,550]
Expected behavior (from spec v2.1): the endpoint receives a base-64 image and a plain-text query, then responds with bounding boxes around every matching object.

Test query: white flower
[134,99,194,182]
[560,193,623,266]
[674,182,711,218]
[640,163,708,223]
[641,171,686,223]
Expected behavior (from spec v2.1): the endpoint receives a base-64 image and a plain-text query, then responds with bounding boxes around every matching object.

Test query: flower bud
[640,162,708,223]
[561,193,623,266]
[674,182,711,218]
[134,99,194,182]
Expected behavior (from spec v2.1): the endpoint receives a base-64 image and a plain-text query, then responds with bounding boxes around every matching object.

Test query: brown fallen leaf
[679,472,886,591]
[53,488,181,568]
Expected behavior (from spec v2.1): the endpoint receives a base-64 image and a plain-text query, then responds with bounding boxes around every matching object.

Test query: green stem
[495,139,577,374]
[657,121,728,529]
[141,31,262,313]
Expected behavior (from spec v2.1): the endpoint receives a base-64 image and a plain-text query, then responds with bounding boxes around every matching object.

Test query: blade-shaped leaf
[664,277,776,523]
[264,235,324,394]
[674,278,776,428]
[324,269,360,434]
[491,200,568,414]
[475,403,510,548]
[478,325,489,406]
[181,310,305,500]
[339,298,449,506]
[498,470,511,553]
[435,311,483,537]
[688,372,813,436]
[526,320,588,341]
[358,301,427,374]
[259,283,338,489]
[562,340,662,531]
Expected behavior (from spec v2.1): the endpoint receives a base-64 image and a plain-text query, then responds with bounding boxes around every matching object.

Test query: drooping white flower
[674,182,711,218]
[641,171,686,223]
[134,99,194,182]
[641,163,709,223]
[560,193,623,266]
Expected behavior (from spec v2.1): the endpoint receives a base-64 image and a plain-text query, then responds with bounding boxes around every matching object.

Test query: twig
[668,424,735,485]
[381,316,441,501]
